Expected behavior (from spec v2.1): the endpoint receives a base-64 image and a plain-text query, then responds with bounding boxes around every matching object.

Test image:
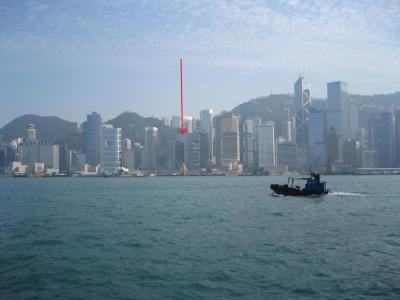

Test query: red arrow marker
[178,58,188,135]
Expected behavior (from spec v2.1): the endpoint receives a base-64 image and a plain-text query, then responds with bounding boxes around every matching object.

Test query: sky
[0,0,399,127]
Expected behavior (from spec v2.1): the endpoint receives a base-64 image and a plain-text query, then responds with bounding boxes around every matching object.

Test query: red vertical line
[180,58,184,129]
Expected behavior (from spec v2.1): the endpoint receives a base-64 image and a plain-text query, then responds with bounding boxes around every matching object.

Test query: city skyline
[2,74,400,177]
[1,0,400,127]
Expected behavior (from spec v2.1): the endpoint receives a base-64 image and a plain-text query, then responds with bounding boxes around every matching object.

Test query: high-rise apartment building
[100,124,121,173]
[84,112,102,167]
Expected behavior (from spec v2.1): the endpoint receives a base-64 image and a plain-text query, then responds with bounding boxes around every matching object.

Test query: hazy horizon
[1,0,399,127]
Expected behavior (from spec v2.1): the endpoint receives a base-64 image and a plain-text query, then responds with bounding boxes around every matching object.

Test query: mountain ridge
[2,91,400,145]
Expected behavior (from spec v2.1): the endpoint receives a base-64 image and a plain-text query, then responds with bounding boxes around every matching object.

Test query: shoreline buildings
[2,77,400,176]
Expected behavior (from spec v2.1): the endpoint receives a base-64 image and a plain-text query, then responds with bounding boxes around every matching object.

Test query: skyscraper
[277,142,297,171]
[214,112,240,168]
[200,109,214,164]
[362,150,377,168]
[171,116,193,133]
[20,141,60,170]
[0,147,6,173]
[348,101,359,139]
[166,127,185,170]
[308,108,326,170]
[84,112,102,167]
[327,81,348,159]
[326,126,339,170]
[121,139,132,169]
[294,75,311,164]
[185,132,208,170]
[395,110,400,166]
[343,138,357,168]
[242,118,261,171]
[100,124,121,173]
[144,127,158,169]
[371,112,394,168]
[25,124,37,142]
[258,122,276,170]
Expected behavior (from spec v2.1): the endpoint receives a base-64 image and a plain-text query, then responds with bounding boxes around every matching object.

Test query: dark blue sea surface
[1,176,400,299]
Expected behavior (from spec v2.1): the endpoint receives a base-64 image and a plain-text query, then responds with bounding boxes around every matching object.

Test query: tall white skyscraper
[101,124,121,173]
[258,122,276,170]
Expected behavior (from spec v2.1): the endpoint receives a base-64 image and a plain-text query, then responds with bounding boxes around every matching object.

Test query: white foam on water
[272,192,285,197]
[328,192,366,197]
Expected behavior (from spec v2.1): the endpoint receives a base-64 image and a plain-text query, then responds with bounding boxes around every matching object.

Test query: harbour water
[1,176,400,299]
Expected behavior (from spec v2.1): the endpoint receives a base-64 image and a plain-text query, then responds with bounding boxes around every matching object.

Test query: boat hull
[270,184,328,196]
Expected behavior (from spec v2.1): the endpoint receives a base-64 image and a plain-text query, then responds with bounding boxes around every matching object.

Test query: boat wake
[272,192,285,197]
[327,192,366,197]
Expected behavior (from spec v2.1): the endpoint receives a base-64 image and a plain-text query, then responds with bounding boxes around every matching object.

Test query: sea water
[1,176,399,299]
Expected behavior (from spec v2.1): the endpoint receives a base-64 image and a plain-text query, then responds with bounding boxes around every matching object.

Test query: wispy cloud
[0,0,399,78]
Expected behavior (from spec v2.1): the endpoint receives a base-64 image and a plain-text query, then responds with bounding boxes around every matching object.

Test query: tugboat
[271,173,329,196]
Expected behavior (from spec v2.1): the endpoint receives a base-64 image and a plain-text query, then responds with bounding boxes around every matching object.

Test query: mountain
[349,92,400,106]
[106,111,167,145]
[0,114,81,148]
[232,91,400,120]
[106,112,168,167]
[232,94,294,120]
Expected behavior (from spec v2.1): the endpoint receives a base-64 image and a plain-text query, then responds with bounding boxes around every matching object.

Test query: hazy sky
[1,0,399,126]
